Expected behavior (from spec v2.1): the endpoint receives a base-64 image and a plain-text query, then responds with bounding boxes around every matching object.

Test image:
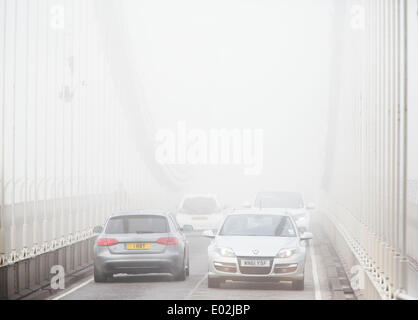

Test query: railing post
[9,0,18,263]
[0,0,7,267]
[399,0,408,295]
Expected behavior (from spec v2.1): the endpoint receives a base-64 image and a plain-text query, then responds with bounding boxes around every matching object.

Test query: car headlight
[277,248,298,258]
[215,247,236,257]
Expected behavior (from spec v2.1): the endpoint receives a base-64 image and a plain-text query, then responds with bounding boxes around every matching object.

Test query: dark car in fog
[93,211,190,282]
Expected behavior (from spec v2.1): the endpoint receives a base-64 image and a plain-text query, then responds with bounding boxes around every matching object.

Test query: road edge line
[50,277,94,300]
[184,273,208,300]
[309,241,322,300]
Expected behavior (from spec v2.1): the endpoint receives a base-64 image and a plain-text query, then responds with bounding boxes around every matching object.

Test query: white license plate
[240,259,270,267]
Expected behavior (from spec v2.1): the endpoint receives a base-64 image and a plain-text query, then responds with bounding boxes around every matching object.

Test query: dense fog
[118,0,333,205]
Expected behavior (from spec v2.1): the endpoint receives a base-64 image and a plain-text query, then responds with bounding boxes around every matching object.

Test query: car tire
[292,279,304,290]
[174,260,187,281]
[208,277,222,288]
[94,265,107,283]
[186,258,190,277]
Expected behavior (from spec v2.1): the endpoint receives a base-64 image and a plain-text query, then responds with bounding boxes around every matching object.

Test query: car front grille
[237,257,274,275]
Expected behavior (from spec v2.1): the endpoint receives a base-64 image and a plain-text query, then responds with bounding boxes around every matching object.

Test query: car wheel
[94,265,107,283]
[174,260,187,281]
[208,277,223,288]
[186,258,190,277]
[292,279,304,290]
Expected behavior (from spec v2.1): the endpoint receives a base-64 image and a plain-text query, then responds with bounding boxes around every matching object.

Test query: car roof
[110,210,171,218]
[179,194,221,209]
[227,208,292,216]
[180,194,219,203]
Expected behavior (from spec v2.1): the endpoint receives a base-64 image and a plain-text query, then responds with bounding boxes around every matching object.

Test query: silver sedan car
[93,211,190,282]
[205,209,312,290]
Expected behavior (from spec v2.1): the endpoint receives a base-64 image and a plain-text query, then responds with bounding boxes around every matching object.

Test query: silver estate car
[93,211,190,282]
[204,209,313,290]
[254,191,315,233]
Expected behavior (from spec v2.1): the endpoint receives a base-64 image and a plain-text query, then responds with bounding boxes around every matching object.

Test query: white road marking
[184,273,208,300]
[50,277,94,300]
[309,241,322,300]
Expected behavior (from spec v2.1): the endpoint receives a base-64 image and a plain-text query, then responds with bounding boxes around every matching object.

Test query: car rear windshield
[255,192,304,209]
[181,197,220,215]
[105,215,168,234]
[219,214,296,237]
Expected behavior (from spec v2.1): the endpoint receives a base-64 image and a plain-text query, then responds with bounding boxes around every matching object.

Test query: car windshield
[181,197,220,215]
[255,192,304,209]
[105,215,168,234]
[219,214,296,237]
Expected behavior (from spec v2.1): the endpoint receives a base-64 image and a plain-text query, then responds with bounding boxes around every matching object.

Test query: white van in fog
[176,195,224,231]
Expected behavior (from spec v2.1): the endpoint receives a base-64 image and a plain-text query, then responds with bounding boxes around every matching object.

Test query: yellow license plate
[126,243,152,250]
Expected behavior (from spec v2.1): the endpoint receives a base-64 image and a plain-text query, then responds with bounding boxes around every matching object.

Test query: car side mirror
[182,225,194,233]
[300,232,313,241]
[306,203,316,210]
[93,225,103,234]
[202,230,215,239]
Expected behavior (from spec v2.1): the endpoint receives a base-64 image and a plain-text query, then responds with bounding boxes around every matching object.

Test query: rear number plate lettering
[125,243,152,250]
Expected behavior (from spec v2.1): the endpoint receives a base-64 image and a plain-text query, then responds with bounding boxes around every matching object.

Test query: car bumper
[208,254,305,282]
[94,248,183,275]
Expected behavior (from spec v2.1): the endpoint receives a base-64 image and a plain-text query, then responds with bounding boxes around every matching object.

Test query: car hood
[214,236,299,257]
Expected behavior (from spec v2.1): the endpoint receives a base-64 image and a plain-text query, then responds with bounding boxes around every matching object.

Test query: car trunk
[106,233,169,254]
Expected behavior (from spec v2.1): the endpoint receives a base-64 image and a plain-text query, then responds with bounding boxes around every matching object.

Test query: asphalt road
[50,218,337,300]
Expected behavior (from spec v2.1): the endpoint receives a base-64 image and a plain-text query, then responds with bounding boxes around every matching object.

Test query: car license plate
[240,259,270,267]
[125,243,151,250]
[192,216,208,220]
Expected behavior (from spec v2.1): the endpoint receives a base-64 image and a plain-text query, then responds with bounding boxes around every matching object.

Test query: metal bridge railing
[320,0,417,300]
[0,0,181,268]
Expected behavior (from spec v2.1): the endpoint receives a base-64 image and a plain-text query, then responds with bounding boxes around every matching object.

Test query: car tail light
[157,237,179,245]
[97,238,118,246]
